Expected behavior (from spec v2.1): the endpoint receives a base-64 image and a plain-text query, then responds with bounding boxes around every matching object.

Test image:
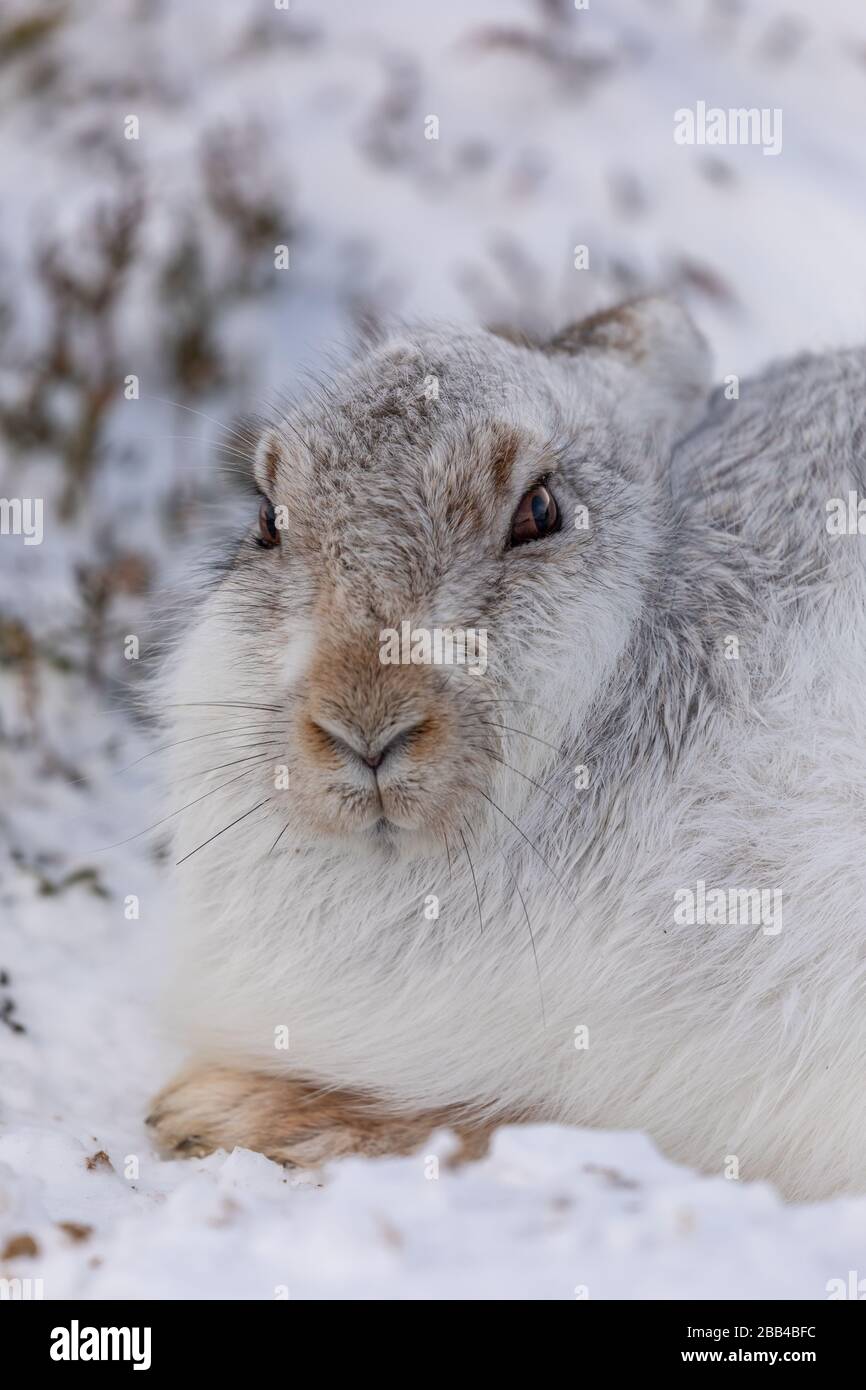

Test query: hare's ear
[253,426,286,496]
[547,296,712,443]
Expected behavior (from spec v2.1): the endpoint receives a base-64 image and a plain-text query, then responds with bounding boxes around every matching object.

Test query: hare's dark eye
[510,482,561,546]
[256,497,280,549]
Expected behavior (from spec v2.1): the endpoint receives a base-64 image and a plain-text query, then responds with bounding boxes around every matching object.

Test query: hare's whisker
[472,787,576,911]
[458,825,484,936]
[487,829,546,1026]
[92,763,267,852]
[479,721,563,754]
[480,747,572,814]
[441,830,453,879]
[176,798,272,867]
[143,394,258,451]
[268,820,292,856]
[183,747,284,778]
[472,697,558,718]
[71,724,290,786]
[166,700,291,713]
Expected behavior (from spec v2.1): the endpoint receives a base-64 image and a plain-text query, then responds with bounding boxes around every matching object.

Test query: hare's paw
[146,1065,272,1159]
[147,1064,494,1168]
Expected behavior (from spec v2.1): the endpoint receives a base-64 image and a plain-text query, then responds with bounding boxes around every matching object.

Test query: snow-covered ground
[3,0,866,1299]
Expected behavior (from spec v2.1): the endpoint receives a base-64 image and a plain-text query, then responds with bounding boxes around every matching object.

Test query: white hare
[150,297,866,1200]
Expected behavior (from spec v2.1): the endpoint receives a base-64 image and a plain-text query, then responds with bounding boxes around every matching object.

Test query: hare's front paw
[147,1063,494,1168]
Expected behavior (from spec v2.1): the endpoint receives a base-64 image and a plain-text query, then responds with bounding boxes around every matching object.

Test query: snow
[3,0,866,1299]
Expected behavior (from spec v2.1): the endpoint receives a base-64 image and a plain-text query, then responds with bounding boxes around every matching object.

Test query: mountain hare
[149,297,866,1200]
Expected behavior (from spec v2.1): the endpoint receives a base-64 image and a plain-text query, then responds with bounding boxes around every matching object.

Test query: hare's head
[170,297,709,856]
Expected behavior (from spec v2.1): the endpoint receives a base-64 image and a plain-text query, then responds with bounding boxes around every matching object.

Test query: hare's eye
[510,482,561,546]
[256,497,281,549]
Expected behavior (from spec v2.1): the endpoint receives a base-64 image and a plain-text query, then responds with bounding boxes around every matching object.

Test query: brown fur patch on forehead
[487,423,524,500]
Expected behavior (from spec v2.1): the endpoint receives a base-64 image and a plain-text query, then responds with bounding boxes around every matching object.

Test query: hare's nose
[309,716,425,774]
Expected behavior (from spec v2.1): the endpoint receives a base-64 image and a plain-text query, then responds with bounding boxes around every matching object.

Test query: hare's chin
[309,812,443,858]
[359,814,433,844]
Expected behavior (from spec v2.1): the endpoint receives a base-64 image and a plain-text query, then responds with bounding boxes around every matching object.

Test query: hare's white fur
[159,299,866,1200]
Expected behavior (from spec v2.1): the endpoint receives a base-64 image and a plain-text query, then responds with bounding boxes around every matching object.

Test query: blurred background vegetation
[1,0,865,763]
